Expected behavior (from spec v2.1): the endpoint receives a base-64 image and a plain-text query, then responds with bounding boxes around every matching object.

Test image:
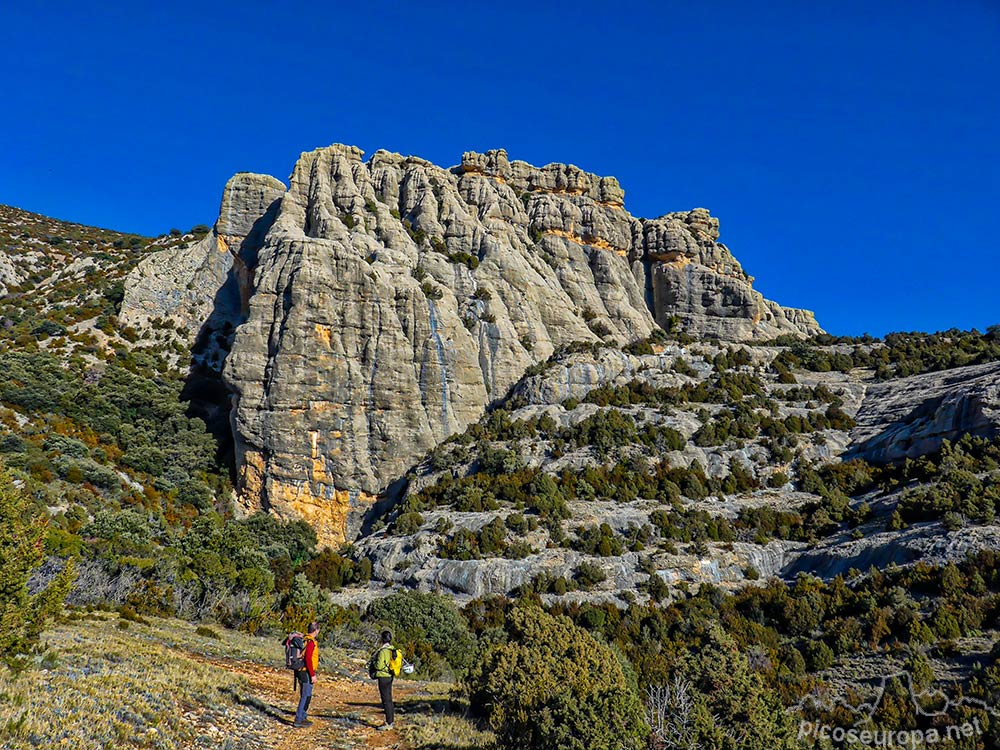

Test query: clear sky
[1,1,997,337]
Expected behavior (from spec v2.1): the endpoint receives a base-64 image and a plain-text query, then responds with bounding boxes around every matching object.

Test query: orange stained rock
[545,228,628,256]
[314,323,332,348]
[457,166,507,183]
[263,478,378,547]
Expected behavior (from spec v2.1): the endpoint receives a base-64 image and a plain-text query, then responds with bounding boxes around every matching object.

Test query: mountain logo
[788,670,998,746]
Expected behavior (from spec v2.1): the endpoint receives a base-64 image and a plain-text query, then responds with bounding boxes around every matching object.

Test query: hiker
[371,630,398,731]
[293,621,320,728]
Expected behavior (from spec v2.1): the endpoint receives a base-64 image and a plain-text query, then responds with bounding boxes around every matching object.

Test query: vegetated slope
[0,610,465,750]
[0,204,200,357]
[350,331,1000,604]
[4,147,1000,748]
[0,208,283,627]
[0,206,232,519]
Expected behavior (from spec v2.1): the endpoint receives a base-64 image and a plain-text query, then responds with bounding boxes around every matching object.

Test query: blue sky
[1,0,997,337]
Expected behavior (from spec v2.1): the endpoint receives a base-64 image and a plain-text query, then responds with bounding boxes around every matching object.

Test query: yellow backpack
[368,645,403,678]
[388,647,403,677]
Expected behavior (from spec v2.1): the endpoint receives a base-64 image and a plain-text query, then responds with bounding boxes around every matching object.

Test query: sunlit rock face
[125,144,820,545]
[848,360,1000,464]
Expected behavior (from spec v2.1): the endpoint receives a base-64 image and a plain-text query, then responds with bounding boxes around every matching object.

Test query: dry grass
[0,610,484,750]
[396,683,496,750]
[0,611,272,749]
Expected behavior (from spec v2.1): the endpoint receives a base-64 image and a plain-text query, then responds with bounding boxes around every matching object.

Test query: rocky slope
[341,343,1000,604]
[344,341,826,602]
[847,360,1000,463]
[121,145,822,545]
[4,151,1000,613]
[0,203,190,363]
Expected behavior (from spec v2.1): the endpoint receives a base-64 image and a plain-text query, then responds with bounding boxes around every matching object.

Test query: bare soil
[194,653,419,750]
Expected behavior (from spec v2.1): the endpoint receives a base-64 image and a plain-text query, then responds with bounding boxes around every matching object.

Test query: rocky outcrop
[119,173,285,344]
[510,344,712,406]
[351,506,796,601]
[0,250,20,293]
[122,144,820,545]
[848,361,1000,463]
[784,521,1000,579]
[636,209,822,340]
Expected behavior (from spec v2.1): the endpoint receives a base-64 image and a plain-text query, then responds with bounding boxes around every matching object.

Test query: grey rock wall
[637,208,823,340]
[848,361,1000,463]
[120,172,285,340]
[122,144,821,545]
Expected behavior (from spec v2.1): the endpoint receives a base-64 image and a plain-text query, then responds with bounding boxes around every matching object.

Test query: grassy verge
[397,682,496,750]
[1,609,492,750]
[0,610,271,750]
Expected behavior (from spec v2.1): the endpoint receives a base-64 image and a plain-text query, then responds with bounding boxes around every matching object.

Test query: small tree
[0,467,75,663]
[675,625,798,749]
[367,590,476,676]
[466,605,647,750]
[647,677,701,750]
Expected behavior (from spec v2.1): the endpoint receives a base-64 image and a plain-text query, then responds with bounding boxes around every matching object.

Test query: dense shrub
[674,626,798,748]
[770,328,1000,380]
[466,606,646,750]
[0,467,75,663]
[389,511,424,535]
[575,560,608,589]
[366,591,476,677]
[302,548,371,591]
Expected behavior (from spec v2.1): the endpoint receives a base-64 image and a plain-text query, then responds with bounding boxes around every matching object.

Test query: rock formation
[848,360,1000,463]
[122,145,821,545]
[120,173,285,344]
[639,208,822,340]
[0,250,20,293]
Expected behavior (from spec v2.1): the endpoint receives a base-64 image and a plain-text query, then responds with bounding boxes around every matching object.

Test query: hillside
[0,611,486,750]
[0,204,203,362]
[3,146,1000,749]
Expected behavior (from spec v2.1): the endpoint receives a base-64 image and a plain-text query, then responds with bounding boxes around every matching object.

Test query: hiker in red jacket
[294,621,320,728]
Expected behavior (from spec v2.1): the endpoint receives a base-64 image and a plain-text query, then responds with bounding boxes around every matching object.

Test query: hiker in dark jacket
[294,621,320,728]
[372,630,396,731]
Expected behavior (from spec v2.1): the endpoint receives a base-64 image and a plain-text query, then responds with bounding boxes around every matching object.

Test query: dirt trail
[195,654,417,749]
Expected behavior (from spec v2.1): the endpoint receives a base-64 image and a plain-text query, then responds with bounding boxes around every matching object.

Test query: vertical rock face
[222,146,661,544]
[636,208,822,340]
[120,173,285,341]
[122,145,821,546]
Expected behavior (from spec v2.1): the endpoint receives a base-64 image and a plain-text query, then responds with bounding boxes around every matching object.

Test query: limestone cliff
[123,145,821,545]
[637,208,822,340]
[120,173,285,345]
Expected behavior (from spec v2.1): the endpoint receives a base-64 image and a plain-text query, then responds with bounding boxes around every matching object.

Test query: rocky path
[194,654,417,750]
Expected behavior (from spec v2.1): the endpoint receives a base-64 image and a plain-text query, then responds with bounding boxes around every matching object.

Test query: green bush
[0,467,75,663]
[84,508,155,551]
[366,591,475,676]
[575,561,608,589]
[466,606,646,750]
[674,626,798,748]
[804,639,835,671]
[389,511,424,535]
[302,548,370,590]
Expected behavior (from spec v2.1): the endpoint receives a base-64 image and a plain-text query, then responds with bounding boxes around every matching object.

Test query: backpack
[389,648,403,677]
[367,645,402,679]
[284,632,306,671]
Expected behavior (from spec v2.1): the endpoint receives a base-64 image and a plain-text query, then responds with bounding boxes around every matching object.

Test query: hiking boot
[377,723,394,731]
[293,720,313,728]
